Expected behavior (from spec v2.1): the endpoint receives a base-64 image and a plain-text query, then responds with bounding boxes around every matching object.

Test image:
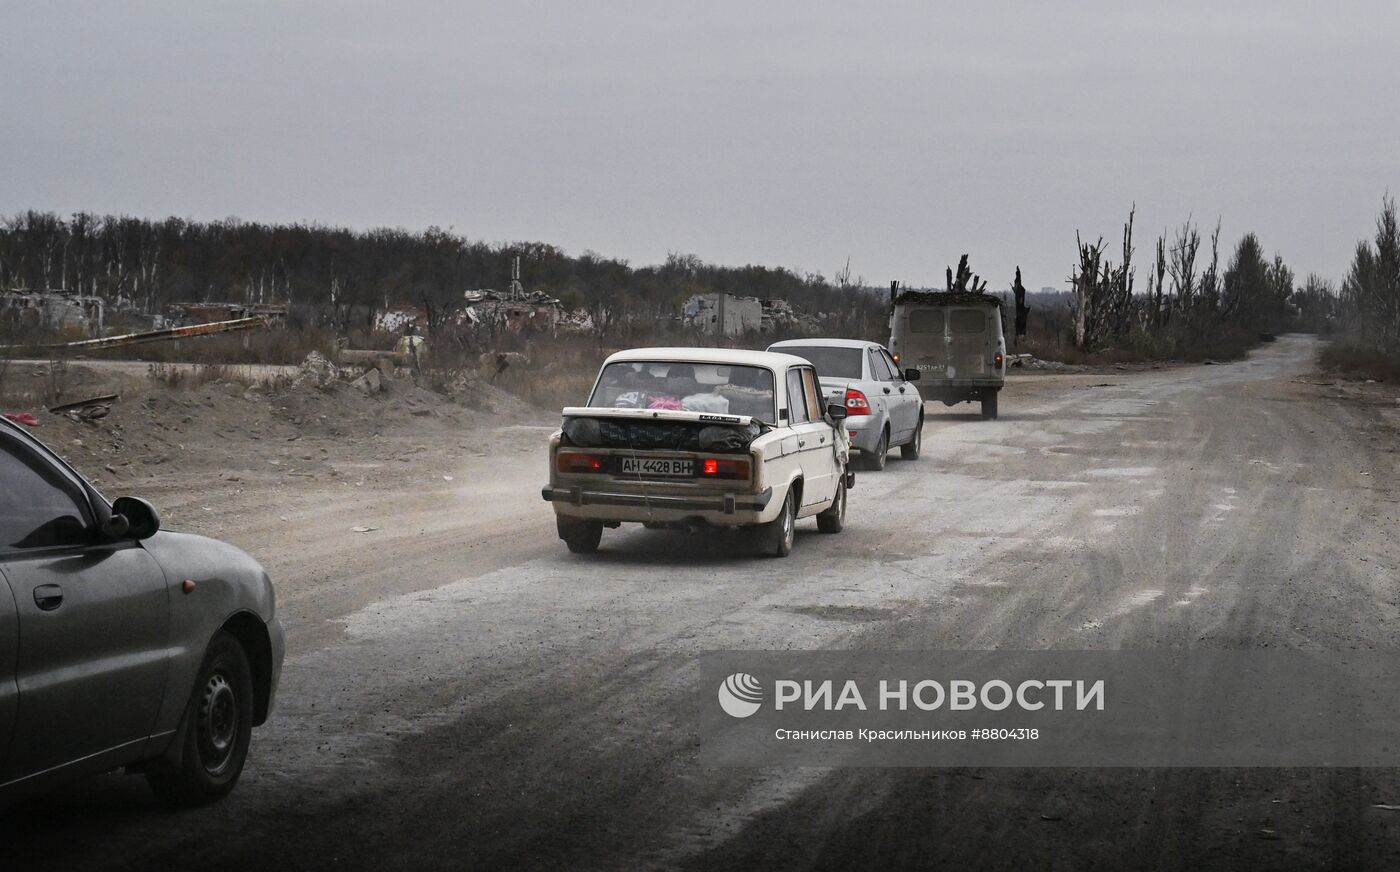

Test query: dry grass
[1319,341,1400,383]
[91,325,339,365]
[146,362,290,392]
[1015,323,1258,366]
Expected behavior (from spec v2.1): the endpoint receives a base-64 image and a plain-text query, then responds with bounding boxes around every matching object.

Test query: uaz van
[888,290,1006,419]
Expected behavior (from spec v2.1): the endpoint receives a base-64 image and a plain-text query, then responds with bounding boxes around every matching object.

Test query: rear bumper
[542,484,775,524]
[841,422,886,453]
[925,378,1003,389]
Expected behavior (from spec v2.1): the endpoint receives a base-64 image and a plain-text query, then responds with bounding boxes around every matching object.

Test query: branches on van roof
[892,289,1003,309]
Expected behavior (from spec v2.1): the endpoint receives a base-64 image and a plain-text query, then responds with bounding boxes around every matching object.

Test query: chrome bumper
[541,485,774,515]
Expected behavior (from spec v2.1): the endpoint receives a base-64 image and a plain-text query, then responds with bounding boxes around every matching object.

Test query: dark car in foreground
[0,416,284,807]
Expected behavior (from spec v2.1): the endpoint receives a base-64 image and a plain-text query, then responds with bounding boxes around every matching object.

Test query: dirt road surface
[4,335,1400,870]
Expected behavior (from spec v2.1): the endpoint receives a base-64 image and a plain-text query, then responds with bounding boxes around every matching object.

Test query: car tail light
[994,352,1004,369]
[557,452,606,473]
[700,457,750,480]
[844,388,872,416]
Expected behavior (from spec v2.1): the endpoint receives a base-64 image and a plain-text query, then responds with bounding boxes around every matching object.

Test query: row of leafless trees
[1069,206,1297,352]
[0,212,888,340]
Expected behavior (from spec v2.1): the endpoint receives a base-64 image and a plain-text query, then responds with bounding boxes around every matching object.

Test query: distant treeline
[0,211,883,328]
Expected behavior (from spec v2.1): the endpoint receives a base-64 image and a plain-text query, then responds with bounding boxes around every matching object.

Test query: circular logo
[718,672,763,718]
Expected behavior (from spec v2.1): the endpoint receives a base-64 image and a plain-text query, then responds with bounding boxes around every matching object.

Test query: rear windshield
[777,346,863,380]
[908,309,943,334]
[950,309,987,334]
[588,361,776,422]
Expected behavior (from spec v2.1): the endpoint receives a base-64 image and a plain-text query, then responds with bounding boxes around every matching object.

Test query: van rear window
[908,309,943,334]
[950,310,986,334]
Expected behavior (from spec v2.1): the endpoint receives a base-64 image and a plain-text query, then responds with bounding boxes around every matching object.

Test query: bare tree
[946,254,988,293]
[1011,267,1030,346]
[1070,208,1135,350]
[1168,219,1200,320]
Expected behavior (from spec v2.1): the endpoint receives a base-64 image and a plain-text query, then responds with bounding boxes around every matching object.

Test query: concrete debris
[47,393,119,423]
[351,368,384,395]
[295,351,340,388]
[48,393,121,414]
[1008,353,1068,371]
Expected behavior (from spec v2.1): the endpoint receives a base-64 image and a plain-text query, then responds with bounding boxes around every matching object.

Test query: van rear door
[904,307,946,376]
[947,308,990,380]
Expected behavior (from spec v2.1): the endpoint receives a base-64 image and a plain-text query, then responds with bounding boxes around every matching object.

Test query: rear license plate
[620,456,694,477]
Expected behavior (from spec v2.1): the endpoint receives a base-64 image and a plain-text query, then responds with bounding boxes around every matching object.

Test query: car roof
[603,346,813,369]
[768,338,884,351]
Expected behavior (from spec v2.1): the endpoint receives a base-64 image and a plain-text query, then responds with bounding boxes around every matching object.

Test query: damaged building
[464,289,565,331]
[165,301,288,327]
[683,293,763,336]
[682,293,823,336]
[0,289,105,334]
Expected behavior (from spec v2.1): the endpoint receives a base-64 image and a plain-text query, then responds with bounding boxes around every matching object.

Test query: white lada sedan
[541,348,854,557]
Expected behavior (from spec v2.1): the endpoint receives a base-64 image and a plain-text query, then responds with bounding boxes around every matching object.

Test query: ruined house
[374,304,429,333]
[683,293,822,336]
[165,302,288,326]
[464,289,564,331]
[0,289,105,334]
[683,293,764,336]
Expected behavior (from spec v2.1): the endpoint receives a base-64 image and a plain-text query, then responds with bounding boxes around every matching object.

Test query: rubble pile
[294,351,340,388]
[1007,353,1069,371]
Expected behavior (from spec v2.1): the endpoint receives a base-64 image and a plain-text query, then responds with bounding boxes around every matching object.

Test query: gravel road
[5,334,1399,870]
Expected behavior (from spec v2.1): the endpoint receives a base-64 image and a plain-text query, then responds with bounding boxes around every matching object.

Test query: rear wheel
[816,472,846,533]
[558,517,603,553]
[981,389,999,420]
[901,416,923,460]
[759,489,796,557]
[145,632,254,807]
[863,428,888,471]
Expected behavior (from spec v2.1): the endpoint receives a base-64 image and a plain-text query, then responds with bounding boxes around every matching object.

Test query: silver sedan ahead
[767,338,924,471]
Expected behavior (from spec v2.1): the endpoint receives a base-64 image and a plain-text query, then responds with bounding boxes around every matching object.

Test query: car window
[0,434,94,550]
[774,345,863,379]
[880,349,904,380]
[908,308,943,334]
[800,368,822,418]
[950,309,987,334]
[785,368,809,424]
[869,349,896,381]
[588,361,776,422]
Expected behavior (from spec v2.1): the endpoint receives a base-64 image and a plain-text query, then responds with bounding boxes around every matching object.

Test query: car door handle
[33,584,63,611]
[883,387,891,394]
[798,440,807,447]
[898,386,906,394]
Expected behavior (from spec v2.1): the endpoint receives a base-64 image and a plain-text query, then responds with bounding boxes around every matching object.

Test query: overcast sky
[2,1,1397,290]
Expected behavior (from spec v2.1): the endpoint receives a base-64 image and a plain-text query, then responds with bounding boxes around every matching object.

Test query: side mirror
[826,402,848,421]
[904,368,921,382]
[111,496,161,540]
